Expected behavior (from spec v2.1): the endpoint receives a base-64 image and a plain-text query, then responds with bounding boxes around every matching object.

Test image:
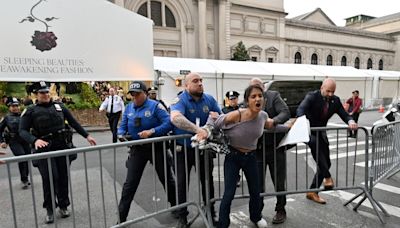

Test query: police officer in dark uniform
[0,97,31,189]
[222,91,240,114]
[147,86,169,111]
[117,81,176,223]
[19,81,96,224]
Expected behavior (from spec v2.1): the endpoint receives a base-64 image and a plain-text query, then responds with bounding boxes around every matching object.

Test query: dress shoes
[59,207,70,218]
[272,209,286,224]
[324,177,334,190]
[45,209,54,224]
[306,192,326,204]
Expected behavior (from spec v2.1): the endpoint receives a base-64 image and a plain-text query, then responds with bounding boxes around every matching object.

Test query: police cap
[225,91,240,100]
[147,86,158,94]
[128,81,147,93]
[6,97,19,106]
[32,81,50,93]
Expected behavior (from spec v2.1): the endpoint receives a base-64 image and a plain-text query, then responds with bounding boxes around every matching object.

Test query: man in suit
[297,78,357,204]
[250,78,291,223]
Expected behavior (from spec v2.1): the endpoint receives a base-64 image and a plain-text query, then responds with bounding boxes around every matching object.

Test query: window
[326,55,332,65]
[379,59,383,70]
[251,56,258,62]
[341,56,347,66]
[354,57,360,69]
[311,53,318,65]
[137,1,176,28]
[294,52,301,64]
[367,58,373,69]
[268,58,273,63]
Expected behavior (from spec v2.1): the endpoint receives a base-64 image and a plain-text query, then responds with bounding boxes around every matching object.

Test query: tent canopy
[154,57,373,79]
[360,69,400,80]
[0,0,153,82]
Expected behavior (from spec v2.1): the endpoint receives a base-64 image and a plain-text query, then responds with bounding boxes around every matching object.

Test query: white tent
[0,0,154,82]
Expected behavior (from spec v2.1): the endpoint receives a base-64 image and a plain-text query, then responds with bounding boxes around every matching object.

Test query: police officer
[147,86,169,111]
[222,91,240,114]
[19,81,96,224]
[117,81,176,223]
[0,97,31,189]
[170,72,221,227]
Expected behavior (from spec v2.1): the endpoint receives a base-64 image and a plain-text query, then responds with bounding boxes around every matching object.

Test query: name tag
[54,104,62,111]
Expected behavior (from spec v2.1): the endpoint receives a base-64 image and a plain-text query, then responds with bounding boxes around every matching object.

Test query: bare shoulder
[224,109,241,124]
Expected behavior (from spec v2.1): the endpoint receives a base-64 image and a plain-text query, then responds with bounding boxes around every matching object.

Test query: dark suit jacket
[296,90,352,128]
[262,90,290,147]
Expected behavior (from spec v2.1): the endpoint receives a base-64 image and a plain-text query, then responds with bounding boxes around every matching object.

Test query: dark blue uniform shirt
[118,98,172,140]
[170,91,221,146]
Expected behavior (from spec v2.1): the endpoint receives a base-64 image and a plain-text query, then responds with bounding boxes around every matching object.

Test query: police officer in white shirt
[99,88,125,143]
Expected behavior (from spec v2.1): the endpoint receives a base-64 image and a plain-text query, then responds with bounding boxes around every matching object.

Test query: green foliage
[232,41,250,61]
[0,104,8,113]
[0,82,7,96]
[66,83,101,110]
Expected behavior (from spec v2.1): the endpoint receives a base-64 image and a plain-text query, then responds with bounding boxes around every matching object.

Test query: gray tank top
[212,111,268,150]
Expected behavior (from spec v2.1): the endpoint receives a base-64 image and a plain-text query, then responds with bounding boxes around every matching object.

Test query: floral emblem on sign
[20,0,59,52]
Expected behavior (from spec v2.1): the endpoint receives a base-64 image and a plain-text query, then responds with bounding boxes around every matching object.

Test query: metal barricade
[0,135,211,228]
[205,126,388,224]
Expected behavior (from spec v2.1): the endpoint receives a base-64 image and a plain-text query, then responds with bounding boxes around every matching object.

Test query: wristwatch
[150,128,156,134]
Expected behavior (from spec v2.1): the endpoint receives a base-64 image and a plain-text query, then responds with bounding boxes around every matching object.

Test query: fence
[1,125,399,227]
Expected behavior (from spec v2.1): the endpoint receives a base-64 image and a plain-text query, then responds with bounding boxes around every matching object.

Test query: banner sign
[0,0,154,82]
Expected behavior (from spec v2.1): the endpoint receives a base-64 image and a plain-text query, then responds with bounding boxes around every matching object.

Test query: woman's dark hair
[243,84,264,105]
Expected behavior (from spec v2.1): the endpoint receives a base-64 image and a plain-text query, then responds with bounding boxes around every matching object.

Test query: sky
[284,0,400,26]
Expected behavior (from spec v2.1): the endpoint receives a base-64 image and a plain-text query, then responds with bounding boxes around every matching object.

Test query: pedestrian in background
[19,81,96,224]
[99,87,125,143]
[147,86,169,111]
[117,81,176,223]
[297,78,357,204]
[0,97,31,189]
[346,90,362,138]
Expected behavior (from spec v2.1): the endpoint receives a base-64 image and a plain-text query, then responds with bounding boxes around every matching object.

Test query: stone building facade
[111,0,399,71]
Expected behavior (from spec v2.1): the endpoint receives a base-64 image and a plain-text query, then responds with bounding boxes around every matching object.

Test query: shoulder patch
[54,104,62,111]
[171,97,180,105]
[0,117,4,123]
[157,103,167,111]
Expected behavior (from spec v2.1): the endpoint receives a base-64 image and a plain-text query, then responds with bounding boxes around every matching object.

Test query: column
[218,0,227,60]
[198,0,207,58]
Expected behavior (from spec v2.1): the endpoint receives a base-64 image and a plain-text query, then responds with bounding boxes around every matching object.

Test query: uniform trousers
[9,138,30,182]
[107,111,121,143]
[175,146,215,218]
[308,133,331,189]
[36,141,70,211]
[118,143,176,222]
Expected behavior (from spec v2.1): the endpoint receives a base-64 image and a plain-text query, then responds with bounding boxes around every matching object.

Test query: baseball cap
[128,81,147,93]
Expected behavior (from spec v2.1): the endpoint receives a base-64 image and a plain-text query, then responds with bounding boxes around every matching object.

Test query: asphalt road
[0,110,399,227]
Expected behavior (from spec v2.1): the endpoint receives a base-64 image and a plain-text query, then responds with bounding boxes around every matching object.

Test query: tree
[231,41,250,61]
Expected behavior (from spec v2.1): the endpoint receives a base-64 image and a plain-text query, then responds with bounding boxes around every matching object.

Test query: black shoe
[176,216,188,228]
[59,207,70,218]
[171,209,180,219]
[45,209,54,224]
[21,180,30,190]
[236,175,241,187]
[272,209,286,224]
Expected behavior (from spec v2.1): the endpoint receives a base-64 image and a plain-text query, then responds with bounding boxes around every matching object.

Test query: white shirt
[99,95,125,114]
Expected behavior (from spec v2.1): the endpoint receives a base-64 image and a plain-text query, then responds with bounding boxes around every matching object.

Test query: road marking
[321,190,400,218]
[290,141,369,154]
[355,159,398,167]
[361,182,400,195]
[304,149,369,160]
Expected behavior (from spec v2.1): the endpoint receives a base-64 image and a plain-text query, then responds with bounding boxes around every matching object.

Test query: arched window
[354,57,360,69]
[367,58,373,69]
[137,1,176,28]
[326,55,332,65]
[311,53,318,65]
[379,59,383,70]
[341,56,347,66]
[294,52,301,64]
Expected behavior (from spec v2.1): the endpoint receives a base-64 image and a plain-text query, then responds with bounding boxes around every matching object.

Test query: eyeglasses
[38,91,49,94]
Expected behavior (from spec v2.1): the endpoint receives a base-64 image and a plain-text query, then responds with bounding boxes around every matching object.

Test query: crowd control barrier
[0,135,211,228]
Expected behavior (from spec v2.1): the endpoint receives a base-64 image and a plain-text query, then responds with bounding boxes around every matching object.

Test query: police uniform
[170,90,221,220]
[147,86,169,111]
[117,81,176,223]
[222,91,240,114]
[19,81,90,223]
[0,97,30,187]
